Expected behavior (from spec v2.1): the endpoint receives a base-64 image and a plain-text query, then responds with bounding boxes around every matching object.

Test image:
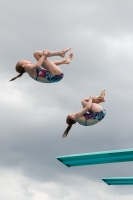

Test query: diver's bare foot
[99,90,106,102]
[63,53,73,64]
[92,90,106,103]
[60,48,72,58]
[99,90,105,97]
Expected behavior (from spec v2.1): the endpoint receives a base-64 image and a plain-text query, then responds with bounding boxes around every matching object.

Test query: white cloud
[1,168,133,200]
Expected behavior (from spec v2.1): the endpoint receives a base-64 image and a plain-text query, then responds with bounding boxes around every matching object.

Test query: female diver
[10,48,73,83]
[63,90,106,137]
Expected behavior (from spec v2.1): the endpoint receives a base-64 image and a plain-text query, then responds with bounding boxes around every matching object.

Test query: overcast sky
[1,0,133,199]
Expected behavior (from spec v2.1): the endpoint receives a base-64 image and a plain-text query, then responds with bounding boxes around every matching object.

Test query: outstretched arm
[75,97,93,118]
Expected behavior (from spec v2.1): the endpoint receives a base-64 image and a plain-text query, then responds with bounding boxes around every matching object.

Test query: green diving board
[102,177,133,185]
[56,148,133,167]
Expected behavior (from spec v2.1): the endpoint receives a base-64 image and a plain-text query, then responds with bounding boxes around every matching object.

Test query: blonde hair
[62,115,76,138]
[10,61,25,81]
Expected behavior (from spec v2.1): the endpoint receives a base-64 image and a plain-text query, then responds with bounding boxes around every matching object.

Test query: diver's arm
[26,55,46,70]
[76,97,93,118]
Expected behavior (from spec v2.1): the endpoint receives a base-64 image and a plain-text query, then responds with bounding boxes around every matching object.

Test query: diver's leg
[90,103,104,112]
[53,53,73,65]
[34,47,72,60]
[81,90,105,108]
[42,58,62,75]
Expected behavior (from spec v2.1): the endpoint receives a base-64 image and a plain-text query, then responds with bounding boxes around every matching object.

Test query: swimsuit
[83,109,106,126]
[31,67,64,83]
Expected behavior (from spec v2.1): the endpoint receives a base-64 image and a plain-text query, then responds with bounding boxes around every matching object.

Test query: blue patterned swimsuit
[31,67,64,83]
[83,109,106,126]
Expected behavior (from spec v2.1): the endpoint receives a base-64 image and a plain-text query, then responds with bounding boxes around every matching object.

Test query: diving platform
[56,148,133,167]
[102,177,133,185]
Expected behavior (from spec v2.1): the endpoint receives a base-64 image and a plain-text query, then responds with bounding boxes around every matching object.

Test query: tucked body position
[63,90,106,137]
[10,48,73,83]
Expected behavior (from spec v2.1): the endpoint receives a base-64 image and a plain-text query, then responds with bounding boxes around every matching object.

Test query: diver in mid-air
[10,48,73,83]
[63,90,106,137]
